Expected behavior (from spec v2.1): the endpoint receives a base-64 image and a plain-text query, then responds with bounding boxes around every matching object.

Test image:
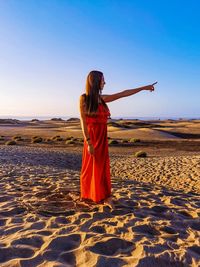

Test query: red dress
[80,103,111,203]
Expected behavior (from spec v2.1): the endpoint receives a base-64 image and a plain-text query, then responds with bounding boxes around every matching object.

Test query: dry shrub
[108,139,119,145]
[135,151,147,157]
[130,138,141,143]
[31,137,43,143]
[6,140,17,145]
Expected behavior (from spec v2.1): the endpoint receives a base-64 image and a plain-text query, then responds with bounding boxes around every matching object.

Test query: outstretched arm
[101,82,157,103]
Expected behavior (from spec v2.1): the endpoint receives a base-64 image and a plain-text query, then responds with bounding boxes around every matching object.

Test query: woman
[79,70,156,209]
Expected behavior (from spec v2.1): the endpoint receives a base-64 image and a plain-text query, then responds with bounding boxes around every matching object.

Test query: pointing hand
[145,81,157,92]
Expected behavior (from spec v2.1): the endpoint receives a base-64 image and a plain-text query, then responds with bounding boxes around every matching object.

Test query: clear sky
[0,0,200,118]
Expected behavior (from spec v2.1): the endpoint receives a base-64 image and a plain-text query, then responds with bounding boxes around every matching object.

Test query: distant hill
[0,119,21,124]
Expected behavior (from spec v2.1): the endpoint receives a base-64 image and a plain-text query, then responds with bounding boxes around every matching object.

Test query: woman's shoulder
[80,93,86,98]
[80,93,86,100]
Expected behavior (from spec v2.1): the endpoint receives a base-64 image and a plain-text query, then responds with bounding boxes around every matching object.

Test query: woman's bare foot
[103,196,115,209]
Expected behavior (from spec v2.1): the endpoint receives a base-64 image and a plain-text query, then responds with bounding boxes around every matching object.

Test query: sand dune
[0,146,199,266]
[108,127,180,140]
[1,118,200,141]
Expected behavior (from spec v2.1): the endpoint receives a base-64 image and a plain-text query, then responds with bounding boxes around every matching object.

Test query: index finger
[152,81,158,86]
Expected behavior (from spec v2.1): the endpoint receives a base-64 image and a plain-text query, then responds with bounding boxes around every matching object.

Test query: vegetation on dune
[12,136,23,141]
[135,151,147,157]
[122,139,129,143]
[45,138,52,142]
[5,140,17,145]
[0,136,5,141]
[130,138,141,143]
[122,139,128,144]
[65,136,74,141]
[77,138,83,143]
[32,136,40,139]
[0,119,20,124]
[56,137,63,141]
[52,135,61,139]
[51,118,64,121]
[67,118,80,122]
[52,135,63,141]
[108,139,119,145]
[31,137,43,143]
[65,140,75,145]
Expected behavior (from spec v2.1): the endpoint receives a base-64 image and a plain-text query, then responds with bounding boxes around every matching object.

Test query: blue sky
[0,0,200,118]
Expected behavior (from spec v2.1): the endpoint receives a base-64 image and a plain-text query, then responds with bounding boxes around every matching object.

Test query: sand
[0,118,200,266]
[0,145,199,267]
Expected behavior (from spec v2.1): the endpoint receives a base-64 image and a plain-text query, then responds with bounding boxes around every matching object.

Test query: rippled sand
[0,146,199,267]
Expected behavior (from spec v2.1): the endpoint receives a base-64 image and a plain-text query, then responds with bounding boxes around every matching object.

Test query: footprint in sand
[90,225,106,234]
[42,234,80,265]
[28,221,46,230]
[35,230,53,236]
[160,225,178,235]
[0,247,34,263]
[188,245,200,256]
[11,236,44,248]
[170,198,186,207]
[151,205,168,213]
[178,209,198,218]
[88,237,135,256]
[190,222,200,231]
[137,255,183,267]
[46,234,81,252]
[132,224,160,236]
[96,256,127,267]
[11,217,24,224]
[0,195,13,202]
[0,219,7,226]
[58,251,76,266]
[0,207,26,217]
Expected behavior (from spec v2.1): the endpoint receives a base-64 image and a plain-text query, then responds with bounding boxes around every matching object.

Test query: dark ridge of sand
[155,129,200,139]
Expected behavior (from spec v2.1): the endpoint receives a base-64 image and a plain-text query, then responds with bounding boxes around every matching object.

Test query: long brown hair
[83,70,108,116]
